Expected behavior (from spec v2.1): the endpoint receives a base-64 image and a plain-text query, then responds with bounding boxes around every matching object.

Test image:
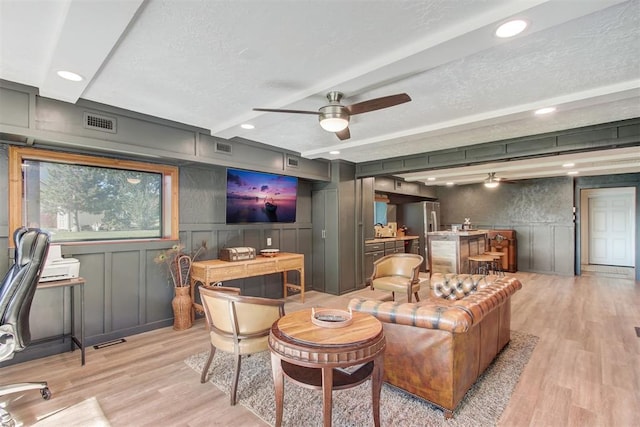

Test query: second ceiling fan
[253,91,411,140]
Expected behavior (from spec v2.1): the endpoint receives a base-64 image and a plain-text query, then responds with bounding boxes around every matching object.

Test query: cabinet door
[364,250,384,284]
[312,189,339,293]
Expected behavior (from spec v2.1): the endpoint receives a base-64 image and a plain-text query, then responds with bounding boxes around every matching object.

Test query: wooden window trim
[8,146,179,247]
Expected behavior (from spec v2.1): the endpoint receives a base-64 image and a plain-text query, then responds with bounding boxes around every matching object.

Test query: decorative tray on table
[260,249,280,257]
[311,307,353,328]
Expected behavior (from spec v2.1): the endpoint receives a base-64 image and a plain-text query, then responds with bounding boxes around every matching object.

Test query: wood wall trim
[8,146,179,247]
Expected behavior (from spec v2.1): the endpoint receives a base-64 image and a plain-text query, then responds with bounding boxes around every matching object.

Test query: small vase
[172,286,193,330]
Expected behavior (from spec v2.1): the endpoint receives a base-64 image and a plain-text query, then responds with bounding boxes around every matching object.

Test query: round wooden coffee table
[268,308,386,427]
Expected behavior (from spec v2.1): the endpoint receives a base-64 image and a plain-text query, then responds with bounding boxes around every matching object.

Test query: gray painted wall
[0,144,313,365]
[436,176,576,275]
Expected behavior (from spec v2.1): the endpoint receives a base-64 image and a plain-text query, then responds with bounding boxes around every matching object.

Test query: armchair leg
[200,345,216,383]
[230,354,242,405]
[414,292,420,302]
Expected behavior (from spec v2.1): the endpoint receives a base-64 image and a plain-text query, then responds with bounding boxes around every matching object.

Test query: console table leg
[271,353,285,427]
[321,367,333,427]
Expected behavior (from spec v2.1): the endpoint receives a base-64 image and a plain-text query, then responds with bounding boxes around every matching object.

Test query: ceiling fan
[484,172,516,188]
[253,91,411,140]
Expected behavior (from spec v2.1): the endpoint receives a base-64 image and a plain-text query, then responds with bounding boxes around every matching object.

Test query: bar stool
[485,251,506,276]
[468,254,495,275]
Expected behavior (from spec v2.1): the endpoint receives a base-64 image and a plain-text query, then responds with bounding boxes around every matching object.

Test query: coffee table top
[276,308,382,347]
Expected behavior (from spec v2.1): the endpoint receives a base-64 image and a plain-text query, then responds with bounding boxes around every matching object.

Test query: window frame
[9,146,179,247]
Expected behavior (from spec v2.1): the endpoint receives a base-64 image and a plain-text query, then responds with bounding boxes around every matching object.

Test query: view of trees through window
[23,160,162,242]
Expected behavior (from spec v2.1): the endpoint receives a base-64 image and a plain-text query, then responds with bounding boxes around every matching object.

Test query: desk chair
[369,253,423,303]
[0,228,52,425]
[199,285,285,405]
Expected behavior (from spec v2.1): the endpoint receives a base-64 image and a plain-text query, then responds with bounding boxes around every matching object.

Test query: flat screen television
[226,168,298,223]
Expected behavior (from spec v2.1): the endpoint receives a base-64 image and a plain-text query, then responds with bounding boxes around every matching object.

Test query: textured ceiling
[1,0,639,185]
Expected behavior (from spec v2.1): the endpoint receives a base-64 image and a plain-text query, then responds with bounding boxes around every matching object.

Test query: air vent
[84,112,116,133]
[215,141,233,155]
[287,156,299,168]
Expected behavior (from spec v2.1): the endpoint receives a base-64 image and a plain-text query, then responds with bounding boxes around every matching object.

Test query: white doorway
[581,187,636,276]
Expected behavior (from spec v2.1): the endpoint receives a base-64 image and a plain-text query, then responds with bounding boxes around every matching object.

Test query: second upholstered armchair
[369,253,424,303]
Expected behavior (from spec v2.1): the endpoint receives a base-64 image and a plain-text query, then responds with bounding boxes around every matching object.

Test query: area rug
[184,330,537,426]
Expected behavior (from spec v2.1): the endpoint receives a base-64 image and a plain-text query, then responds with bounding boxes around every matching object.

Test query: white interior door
[584,188,635,267]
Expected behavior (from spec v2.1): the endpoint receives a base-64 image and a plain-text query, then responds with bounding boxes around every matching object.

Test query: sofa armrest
[348,298,474,333]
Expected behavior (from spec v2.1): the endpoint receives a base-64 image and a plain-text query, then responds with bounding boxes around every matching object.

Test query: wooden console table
[269,308,385,427]
[190,252,304,319]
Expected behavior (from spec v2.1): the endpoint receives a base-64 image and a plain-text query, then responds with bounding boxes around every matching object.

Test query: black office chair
[0,228,52,426]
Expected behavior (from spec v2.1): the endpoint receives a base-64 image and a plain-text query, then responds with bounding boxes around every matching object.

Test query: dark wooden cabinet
[487,229,517,272]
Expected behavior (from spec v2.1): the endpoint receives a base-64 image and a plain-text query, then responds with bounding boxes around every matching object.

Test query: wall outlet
[267,237,272,246]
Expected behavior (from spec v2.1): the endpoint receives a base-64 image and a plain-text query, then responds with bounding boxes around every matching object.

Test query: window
[9,147,179,244]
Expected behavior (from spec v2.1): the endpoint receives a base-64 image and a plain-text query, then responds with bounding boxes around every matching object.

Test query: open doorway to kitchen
[580,187,636,279]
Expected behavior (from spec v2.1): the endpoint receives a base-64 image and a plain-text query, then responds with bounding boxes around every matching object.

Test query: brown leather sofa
[348,273,522,418]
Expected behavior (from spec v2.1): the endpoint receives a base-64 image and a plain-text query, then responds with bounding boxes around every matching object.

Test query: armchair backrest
[0,228,50,351]
[199,286,285,342]
[371,253,423,283]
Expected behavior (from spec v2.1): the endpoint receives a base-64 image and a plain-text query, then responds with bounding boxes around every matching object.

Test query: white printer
[39,245,80,282]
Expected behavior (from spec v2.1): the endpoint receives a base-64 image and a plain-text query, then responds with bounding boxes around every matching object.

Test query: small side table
[37,277,86,365]
[268,308,385,427]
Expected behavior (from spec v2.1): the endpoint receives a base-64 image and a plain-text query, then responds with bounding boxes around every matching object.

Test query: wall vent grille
[84,112,116,133]
[215,142,233,155]
[287,156,299,168]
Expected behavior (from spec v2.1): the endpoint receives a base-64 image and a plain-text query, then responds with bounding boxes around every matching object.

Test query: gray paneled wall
[436,176,576,275]
[0,143,312,364]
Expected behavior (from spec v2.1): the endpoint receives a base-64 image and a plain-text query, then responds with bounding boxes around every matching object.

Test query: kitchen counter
[427,230,488,274]
[365,235,419,244]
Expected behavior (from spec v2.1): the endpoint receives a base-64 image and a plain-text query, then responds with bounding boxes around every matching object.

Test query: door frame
[580,187,636,267]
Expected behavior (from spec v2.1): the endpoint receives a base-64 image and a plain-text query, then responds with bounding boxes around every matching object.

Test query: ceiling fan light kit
[318,104,349,132]
[484,172,500,188]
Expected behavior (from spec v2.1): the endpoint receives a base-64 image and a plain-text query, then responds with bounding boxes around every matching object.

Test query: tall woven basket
[172,254,193,330]
[172,286,193,330]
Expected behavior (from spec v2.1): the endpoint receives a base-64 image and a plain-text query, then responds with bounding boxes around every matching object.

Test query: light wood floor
[1,272,638,426]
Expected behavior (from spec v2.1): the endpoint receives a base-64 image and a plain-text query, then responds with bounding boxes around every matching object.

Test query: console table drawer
[277,258,303,270]
[246,261,277,275]
[213,264,247,281]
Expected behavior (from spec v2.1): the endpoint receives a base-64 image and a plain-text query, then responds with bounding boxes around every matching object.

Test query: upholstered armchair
[369,253,423,303]
[198,286,285,405]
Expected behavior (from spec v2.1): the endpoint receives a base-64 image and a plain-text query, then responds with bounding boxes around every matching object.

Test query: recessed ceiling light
[567,171,579,175]
[240,123,255,130]
[535,107,556,115]
[329,150,340,155]
[562,163,575,168]
[446,182,454,186]
[56,70,83,82]
[495,19,528,38]
[427,177,436,181]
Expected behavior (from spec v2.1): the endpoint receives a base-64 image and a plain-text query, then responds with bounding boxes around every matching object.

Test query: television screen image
[226,168,298,223]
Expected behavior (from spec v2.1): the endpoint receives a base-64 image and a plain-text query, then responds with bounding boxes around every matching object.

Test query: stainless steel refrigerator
[401,201,440,272]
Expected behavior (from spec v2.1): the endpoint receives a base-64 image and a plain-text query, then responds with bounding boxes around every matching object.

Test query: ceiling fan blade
[345,93,411,115]
[335,127,350,141]
[253,108,319,115]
